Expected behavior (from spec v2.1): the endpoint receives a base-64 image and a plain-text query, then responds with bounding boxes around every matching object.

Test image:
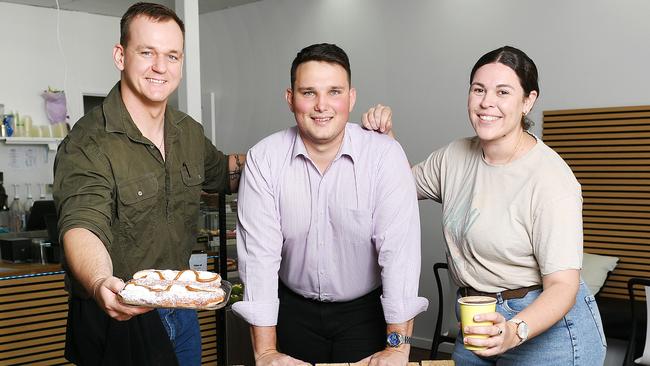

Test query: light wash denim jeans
[157,308,202,366]
[453,281,606,365]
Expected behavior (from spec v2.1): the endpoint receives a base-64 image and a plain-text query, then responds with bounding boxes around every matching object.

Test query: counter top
[0,230,62,279]
[0,262,63,279]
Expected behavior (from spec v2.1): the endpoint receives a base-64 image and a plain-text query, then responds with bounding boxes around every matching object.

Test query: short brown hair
[120,2,185,48]
[290,43,351,89]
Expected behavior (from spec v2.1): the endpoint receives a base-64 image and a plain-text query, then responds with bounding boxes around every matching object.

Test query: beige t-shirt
[413,135,583,292]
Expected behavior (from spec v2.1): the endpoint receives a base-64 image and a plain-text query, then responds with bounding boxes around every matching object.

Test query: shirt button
[137,190,143,196]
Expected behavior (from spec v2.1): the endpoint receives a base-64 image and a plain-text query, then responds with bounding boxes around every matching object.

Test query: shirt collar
[102,81,185,142]
[291,123,357,163]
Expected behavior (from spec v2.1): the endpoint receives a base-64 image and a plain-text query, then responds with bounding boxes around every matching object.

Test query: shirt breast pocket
[181,162,205,187]
[116,173,158,224]
[331,208,373,246]
[181,162,205,224]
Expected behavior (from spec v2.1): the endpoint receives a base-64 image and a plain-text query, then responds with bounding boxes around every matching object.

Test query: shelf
[1,137,63,151]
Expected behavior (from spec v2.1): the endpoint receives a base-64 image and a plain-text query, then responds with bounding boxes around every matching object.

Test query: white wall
[199,0,650,350]
[0,2,119,195]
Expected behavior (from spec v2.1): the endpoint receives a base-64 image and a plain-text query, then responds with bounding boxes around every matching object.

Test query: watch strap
[508,318,528,345]
[386,332,411,347]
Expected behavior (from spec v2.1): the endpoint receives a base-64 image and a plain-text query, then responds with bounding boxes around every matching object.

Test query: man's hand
[255,350,310,366]
[94,276,152,321]
[361,104,393,137]
[358,348,409,366]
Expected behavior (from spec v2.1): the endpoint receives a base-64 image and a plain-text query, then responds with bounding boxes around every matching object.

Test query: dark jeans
[157,308,202,366]
[277,282,386,364]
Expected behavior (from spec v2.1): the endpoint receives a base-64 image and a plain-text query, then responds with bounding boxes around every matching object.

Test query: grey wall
[199,0,650,348]
[0,2,119,196]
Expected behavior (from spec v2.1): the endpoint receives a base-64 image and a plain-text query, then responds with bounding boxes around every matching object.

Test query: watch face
[518,322,529,339]
[386,332,401,347]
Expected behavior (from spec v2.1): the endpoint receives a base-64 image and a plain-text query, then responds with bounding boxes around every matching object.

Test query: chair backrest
[430,262,459,360]
[625,277,650,366]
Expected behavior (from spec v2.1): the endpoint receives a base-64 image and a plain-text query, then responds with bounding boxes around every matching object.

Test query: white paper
[189,253,208,271]
[8,146,45,169]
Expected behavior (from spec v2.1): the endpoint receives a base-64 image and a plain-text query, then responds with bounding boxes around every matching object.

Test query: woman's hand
[462,312,520,357]
[361,104,394,137]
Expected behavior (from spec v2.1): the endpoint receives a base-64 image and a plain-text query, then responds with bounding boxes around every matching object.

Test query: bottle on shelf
[0,172,9,232]
[0,173,7,210]
[24,183,34,224]
[24,183,34,209]
[8,184,25,232]
[39,183,47,200]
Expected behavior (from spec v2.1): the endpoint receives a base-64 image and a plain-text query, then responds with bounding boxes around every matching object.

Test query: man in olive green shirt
[53,3,244,365]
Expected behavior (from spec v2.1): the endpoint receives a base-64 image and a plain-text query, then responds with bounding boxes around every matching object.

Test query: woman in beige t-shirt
[364,46,606,365]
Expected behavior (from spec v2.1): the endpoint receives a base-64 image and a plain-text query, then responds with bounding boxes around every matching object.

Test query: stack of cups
[52,122,68,138]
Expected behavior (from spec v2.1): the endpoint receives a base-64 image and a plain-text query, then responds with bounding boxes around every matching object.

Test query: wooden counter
[0,262,63,278]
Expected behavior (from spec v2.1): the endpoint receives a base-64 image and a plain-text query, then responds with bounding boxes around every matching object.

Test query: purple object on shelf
[41,90,68,124]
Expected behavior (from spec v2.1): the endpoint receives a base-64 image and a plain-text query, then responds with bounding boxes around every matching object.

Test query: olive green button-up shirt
[54,82,229,295]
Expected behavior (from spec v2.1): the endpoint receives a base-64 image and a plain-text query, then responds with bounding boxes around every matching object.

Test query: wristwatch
[508,318,529,345]
[386,332,411,348]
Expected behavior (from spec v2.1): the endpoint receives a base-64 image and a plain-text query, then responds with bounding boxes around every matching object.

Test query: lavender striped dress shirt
[232,123,428,326]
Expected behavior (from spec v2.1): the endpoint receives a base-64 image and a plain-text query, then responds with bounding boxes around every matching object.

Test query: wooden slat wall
[0,272,70,366]
[200,256,219,366]
[543,105,650,300]
[0,257,223,365]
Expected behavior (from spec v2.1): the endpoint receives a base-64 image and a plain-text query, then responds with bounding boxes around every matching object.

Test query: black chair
[430,262,458,360]
[624,277,650,366]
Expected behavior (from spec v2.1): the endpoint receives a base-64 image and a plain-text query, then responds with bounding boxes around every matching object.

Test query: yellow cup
[458,295,497,350]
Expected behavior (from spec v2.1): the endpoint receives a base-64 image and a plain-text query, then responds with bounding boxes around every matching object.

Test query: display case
[197,193,252,366]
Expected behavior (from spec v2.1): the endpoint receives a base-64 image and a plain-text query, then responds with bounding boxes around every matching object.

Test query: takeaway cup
[458,295,497,350]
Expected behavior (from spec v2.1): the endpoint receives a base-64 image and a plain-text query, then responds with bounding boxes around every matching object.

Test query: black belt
[460,285,542,300]
[279,281,382,304]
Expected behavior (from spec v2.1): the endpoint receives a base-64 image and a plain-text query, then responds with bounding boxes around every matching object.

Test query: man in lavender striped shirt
[233,43,428,366]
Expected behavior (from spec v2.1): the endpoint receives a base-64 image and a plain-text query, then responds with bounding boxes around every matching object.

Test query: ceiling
[0,0,261,17]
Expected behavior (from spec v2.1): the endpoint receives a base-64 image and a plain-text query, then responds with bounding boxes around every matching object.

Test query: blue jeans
[453,281,606,365]
[157,308,202,366]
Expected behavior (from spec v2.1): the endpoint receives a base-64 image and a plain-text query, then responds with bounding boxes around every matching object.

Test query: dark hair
[470,46,539,130]
[120,2,185,48]
[290,43,351,89]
